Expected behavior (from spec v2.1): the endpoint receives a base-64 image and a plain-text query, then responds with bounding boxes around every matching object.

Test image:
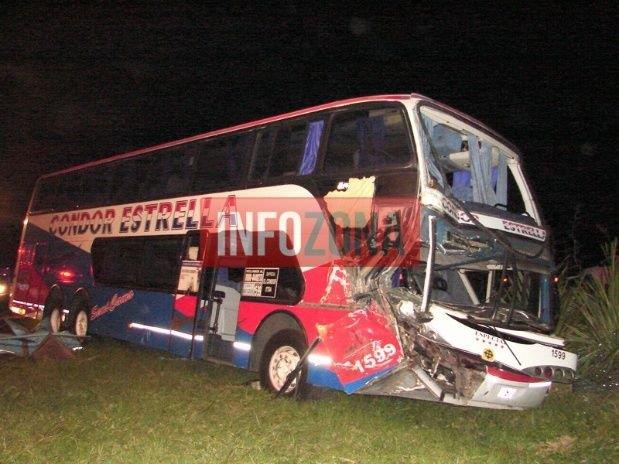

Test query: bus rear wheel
[48,307,62,333]
[68,302,89,340]
[259,330,309,398]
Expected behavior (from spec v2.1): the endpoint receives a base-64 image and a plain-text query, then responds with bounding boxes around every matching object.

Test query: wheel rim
[75,310,88,337]
[49,308,61,333]
[268,345,301,392]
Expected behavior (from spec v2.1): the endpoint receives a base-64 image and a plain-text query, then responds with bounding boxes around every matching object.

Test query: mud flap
[316,305,404,394]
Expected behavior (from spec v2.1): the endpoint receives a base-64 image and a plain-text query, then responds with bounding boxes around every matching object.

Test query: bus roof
[40,93,517,179]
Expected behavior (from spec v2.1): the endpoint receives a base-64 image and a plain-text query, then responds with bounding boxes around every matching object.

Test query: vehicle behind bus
[10,94,576,409]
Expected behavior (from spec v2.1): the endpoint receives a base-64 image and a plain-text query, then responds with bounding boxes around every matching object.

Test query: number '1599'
[552,349,566,360]
[352,342,398,373]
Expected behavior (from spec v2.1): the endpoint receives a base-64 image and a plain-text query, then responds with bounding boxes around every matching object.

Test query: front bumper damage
[353,287,577,410]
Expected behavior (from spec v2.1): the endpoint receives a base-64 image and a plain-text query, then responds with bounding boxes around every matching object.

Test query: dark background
[1,3,616,269]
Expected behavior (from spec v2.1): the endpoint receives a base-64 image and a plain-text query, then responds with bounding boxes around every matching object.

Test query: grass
[556,239,618,387]
[0,338,617,464]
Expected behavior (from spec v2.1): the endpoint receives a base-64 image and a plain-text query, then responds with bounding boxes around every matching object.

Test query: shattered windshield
[419,106,531,217]
[401,263,555,331]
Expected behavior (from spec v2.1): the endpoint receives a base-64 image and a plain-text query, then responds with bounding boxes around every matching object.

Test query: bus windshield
[404,262,555,332]
[419,106,532,218]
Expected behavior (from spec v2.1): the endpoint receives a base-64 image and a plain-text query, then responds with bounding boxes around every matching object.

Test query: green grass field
[0,338,616,464]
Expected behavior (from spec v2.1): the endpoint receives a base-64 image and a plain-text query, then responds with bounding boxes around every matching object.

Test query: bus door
[202,264,244,365]
[169,231,206,357]
[168,231,243,363]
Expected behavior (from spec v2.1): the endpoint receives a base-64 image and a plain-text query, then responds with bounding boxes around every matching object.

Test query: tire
[42,293,63,333]
[259,330,309,398]
[48,306,62,333]
[68,301,89,340]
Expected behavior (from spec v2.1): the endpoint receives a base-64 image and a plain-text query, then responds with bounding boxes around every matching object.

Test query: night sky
[1,3,616,268]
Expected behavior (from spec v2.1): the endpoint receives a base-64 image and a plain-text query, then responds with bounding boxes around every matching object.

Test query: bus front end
[371,205,578,409]
[350,96,577,409]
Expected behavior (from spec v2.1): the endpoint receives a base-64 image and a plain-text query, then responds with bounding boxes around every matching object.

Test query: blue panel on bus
[307,365,345,390]
[89,287,174,351]
[307,365,397,394]
[340,365,399,394]
[232,328,252,369]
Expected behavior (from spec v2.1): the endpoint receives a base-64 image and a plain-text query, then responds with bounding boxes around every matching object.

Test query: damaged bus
[10,94,576,409]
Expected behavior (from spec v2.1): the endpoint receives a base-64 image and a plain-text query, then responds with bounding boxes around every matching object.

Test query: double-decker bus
[10,94,577,409]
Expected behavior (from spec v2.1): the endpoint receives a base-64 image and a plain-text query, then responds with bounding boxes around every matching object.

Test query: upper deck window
[30,131,254,213]
[270,122,308,177]
[250,127,276,180]
[324,106,412,172]
[250,118,325,180]
[193,132,253,192]
[32,177,60,212]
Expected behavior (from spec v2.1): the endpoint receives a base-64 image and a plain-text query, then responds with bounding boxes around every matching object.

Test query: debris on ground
[0,316,83,359]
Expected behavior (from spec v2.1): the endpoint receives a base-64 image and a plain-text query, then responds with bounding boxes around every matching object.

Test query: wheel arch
[43,285,64,316]
[70,287,92,314]
[248,310,307,372]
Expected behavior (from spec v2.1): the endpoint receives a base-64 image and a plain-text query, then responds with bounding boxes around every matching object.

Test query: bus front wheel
[259,330,309,398]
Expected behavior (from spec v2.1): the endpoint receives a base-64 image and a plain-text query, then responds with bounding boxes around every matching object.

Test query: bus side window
[109,161,137,205]
[81,165,111,208]
[32,178,59,212]
[249,128,276,181]
[92,236,184,292]
[55,175,82,211]
[183,232,201,261]
[137,151,167,201]
[227,133,253,184]
[193,132,253,193]
[324,107,412,172]
[269,122,308,177]
[239,266,304,304]
[162,148,195,197]
[298,120,325,175]
[324,111,359,172]
[141,237,184,290]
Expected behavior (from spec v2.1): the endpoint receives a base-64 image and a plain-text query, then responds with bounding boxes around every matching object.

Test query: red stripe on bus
[487,366,545,383]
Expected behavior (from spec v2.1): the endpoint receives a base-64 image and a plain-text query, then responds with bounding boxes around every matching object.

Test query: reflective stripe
[233,341,251,352]
[128,322,204,341]
[308,353,333,367]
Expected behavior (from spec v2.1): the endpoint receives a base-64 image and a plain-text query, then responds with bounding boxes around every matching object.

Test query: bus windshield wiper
[432,252,503,272]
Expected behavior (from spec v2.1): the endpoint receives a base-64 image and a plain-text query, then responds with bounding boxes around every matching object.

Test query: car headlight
[0,283,7,295]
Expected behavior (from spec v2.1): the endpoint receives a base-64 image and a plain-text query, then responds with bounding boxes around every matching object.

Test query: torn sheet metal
[316,303,404,393]
[323,176,376,227]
